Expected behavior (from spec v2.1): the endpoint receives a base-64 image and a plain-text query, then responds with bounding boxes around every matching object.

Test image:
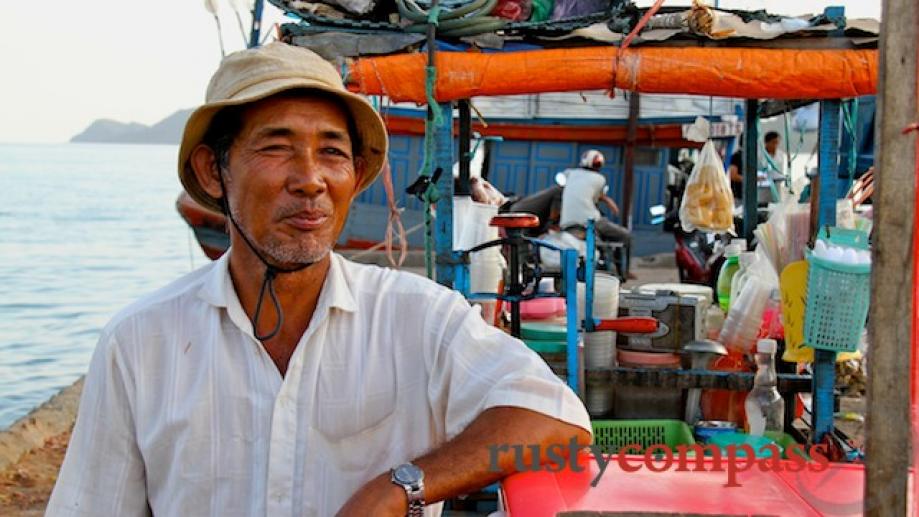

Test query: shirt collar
[197,250,358,314]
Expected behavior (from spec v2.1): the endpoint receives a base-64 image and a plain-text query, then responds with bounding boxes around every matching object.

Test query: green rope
[417,72,444,279]
[427,5,442,24]
[425,66,445,127]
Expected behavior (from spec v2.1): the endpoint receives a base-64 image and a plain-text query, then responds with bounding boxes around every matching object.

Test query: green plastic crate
[591,419,696,455]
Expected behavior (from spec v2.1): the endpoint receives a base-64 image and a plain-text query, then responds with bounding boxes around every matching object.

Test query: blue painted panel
[634,166,666,230]
[529,142,575,192]
[488,140,531,195]
[360,134,426,211]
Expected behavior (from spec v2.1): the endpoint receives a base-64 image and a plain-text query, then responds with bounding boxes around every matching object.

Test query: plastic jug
[716,243,743,312]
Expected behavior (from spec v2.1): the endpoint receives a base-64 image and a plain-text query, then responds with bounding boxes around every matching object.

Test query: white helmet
[579,149,605,170]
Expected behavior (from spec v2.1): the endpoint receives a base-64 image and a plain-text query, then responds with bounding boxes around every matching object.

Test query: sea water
[0,143,207,429]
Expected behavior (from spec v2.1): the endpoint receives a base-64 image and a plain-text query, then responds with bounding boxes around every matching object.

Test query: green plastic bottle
[716,243,743,312]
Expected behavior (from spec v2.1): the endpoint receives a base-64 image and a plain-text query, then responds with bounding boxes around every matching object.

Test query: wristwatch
[390,463,425,517]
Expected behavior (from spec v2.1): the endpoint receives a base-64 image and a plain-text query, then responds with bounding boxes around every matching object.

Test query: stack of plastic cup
[584,331,616,369]
[577,273,620,320]
[577,274,620,370]
[719,274,770,351]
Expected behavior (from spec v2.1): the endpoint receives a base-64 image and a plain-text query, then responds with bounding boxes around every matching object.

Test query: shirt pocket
[312,362,398,471]
[314,358,398,436]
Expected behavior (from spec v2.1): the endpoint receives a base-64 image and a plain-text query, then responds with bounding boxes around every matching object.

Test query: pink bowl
[520,297,567,321]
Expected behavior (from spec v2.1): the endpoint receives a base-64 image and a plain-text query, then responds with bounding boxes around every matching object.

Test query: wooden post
[865,0,917,514]
[622,92,640,229]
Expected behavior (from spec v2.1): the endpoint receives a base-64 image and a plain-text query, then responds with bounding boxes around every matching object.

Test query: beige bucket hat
[178,41,388,213]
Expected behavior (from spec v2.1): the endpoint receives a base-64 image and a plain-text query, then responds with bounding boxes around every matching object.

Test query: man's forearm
[601,195,620,216]
[337,406,590,515]
[414,406,590,502]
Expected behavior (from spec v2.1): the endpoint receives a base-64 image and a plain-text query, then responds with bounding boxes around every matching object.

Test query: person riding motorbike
[559,150,632,275]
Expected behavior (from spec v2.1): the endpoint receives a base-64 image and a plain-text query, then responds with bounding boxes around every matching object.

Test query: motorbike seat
[490,213,540,229]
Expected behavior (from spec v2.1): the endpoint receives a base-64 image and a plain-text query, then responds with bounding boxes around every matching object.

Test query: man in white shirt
[46,43,590,517]
[757,131,787,204]
[559,150,631,270]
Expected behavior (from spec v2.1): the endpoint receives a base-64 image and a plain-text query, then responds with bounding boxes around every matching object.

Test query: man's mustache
[274,200,334,220]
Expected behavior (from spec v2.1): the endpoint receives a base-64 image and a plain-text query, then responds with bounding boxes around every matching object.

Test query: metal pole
[866,0,917,513]
[622,93,640,229]
[248,0,265,48]
[742,100,759,242]
[811,100,841,446]
[425,0,456,287]
[457,100,472,196]
[434,103,455,288]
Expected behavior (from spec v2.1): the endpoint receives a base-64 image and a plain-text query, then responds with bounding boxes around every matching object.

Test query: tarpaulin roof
[347,46,877,102]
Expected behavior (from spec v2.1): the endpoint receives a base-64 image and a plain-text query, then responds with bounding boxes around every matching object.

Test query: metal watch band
[407,497,424,517]
[404,482,424,517]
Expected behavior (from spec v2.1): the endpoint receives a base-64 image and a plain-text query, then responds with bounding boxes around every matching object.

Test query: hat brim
[178,78,388,214]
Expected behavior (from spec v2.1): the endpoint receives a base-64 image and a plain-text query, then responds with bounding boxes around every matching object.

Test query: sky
[0,0,882,144]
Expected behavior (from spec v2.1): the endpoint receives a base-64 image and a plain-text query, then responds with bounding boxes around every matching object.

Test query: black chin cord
[218,172,314,342]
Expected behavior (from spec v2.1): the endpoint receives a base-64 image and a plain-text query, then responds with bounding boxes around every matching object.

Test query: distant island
[70,109,193,144]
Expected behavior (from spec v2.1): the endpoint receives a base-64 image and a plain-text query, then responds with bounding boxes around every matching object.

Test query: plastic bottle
[729,252,756,308]
[744,339,785,436]
[716,243,743,312]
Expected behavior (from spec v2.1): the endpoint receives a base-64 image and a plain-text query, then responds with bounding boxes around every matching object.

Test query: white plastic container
[577,273,620,319]
[469,256,504,294]
[584,331,616,370]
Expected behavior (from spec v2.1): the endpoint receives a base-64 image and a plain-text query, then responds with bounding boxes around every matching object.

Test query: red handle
[594,316,659,334]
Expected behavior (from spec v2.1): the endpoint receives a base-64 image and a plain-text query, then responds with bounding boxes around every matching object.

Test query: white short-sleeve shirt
[560,167,607,229]
[46,252,590,517]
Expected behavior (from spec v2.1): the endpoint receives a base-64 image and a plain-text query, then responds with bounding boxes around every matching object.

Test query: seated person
[559,150,631,259]
[501,184,563,237]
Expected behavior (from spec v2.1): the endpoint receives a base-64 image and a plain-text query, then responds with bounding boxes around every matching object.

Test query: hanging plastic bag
[492,0,533,21]
[529,0,553,22]
[679,140,735,233]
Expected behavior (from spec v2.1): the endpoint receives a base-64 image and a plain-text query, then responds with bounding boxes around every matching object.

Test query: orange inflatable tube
[348,46,877,102]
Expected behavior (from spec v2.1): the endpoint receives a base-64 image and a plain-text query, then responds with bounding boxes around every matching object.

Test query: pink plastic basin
[520,297,566,321]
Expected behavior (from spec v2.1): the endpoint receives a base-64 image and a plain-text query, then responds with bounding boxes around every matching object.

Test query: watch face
[393,464,423,485]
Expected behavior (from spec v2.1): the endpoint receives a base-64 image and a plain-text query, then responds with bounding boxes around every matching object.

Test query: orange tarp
[348,46,877,102]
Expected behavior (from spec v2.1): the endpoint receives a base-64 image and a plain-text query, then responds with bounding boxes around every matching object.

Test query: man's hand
[336,474,407,517]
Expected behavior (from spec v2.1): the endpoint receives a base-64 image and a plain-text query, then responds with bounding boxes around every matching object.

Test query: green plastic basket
[591,419,696,454]
[804,228,871,353]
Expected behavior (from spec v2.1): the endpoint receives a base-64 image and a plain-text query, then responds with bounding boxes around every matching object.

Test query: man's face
[765,137,779,155]
[222,95,361,267]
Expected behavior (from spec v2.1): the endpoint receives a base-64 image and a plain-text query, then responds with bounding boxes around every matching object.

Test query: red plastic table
[502,454,876,516]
